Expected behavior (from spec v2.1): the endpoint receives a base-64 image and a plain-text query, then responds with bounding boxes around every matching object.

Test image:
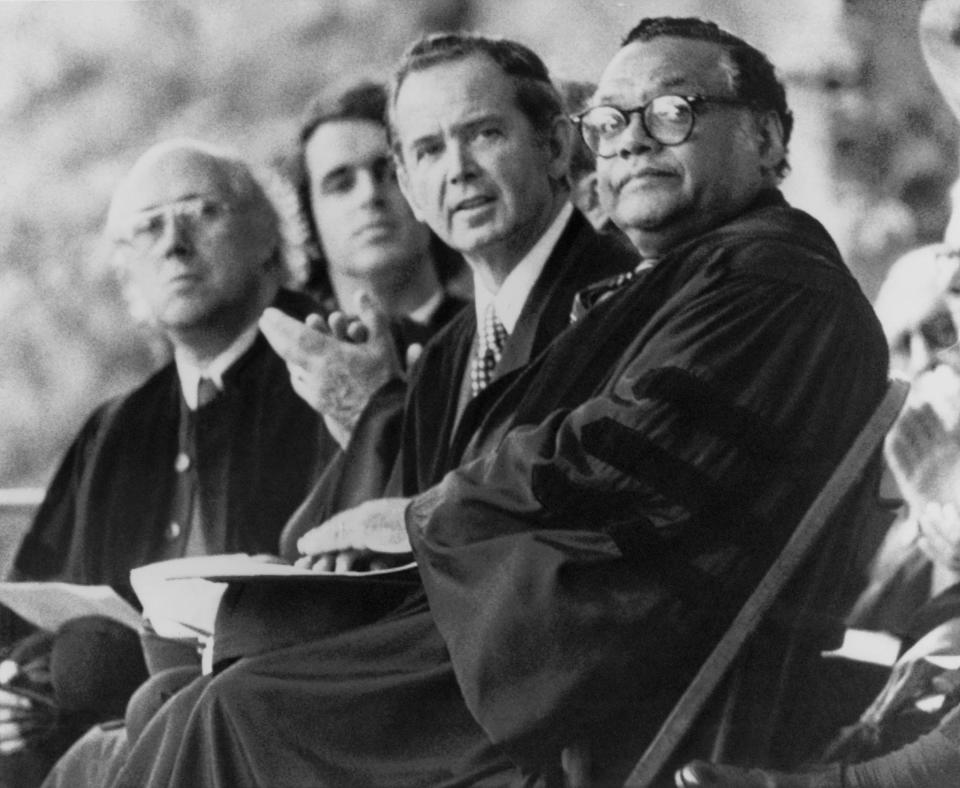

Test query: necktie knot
[470,304,508,397]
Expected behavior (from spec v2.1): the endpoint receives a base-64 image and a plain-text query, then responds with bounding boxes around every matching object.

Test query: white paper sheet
[0,582,142,632]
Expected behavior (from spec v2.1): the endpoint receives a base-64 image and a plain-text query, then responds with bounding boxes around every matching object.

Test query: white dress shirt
[174,321,260,409]
[472,201,574,333]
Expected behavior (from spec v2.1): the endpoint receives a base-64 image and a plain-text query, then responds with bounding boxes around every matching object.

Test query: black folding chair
[622,378,910,787]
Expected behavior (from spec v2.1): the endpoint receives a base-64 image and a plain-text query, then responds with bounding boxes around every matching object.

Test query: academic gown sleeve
[276,294,468,559]
[4,400,128,646]
[10,403,115,584]
[277,378,408,561]
[406,250,888,779]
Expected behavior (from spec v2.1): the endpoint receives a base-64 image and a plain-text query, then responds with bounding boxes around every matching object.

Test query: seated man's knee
[125,665,201,743]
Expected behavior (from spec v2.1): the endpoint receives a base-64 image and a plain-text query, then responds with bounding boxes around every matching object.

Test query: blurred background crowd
[2,0,955,492]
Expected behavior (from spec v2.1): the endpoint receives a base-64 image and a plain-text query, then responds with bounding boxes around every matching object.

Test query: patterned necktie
[569,259,658,323]
[470,303,508,397]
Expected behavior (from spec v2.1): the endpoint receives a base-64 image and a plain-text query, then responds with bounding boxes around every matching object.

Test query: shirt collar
[175,321,260,409]
[473,201,574,334]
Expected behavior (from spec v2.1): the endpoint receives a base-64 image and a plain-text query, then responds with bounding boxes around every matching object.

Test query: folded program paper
[0,582,142,632]
[130,558,229,640]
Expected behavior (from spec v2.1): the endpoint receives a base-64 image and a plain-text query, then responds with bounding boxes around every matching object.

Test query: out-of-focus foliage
[835,0,960,300]
[1,0,472,487]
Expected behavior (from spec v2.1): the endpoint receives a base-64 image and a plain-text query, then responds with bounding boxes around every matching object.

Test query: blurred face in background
[875,245,960,380]
[111,147,277,337]
[889,304,958,380]
[305,119,431,283]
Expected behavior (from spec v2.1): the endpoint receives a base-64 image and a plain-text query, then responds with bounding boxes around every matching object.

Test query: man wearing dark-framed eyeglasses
[586,17,792,261]
[573,93,753,155]
[582,16,885,785]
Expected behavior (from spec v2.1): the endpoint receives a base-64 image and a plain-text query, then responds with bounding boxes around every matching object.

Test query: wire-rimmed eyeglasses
[572,94,752,158]
[119,197,237,253]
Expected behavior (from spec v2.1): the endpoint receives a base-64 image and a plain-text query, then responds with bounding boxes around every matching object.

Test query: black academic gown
[400,208,640,499]
[277,209,636,548]
[3,289,333,787]
[9,288,331,606]
[115,196,887,788]
[209,291,470,664]
[31,290,469,788]
[407,192,891,783]
[211,212,636,660]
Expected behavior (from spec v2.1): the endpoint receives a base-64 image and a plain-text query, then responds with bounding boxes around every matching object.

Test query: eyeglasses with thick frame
[572,94,754,157]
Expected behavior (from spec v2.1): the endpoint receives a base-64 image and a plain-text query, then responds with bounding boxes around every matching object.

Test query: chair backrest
[622,378,910,787]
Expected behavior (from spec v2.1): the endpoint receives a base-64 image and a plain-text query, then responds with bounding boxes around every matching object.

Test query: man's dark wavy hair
[623,17,794,179]
[388,32,565,155]
[289,80,461,300]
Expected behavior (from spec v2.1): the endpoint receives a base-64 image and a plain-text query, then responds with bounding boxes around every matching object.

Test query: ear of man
[579,173,606,229]
[756,110,786,180]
